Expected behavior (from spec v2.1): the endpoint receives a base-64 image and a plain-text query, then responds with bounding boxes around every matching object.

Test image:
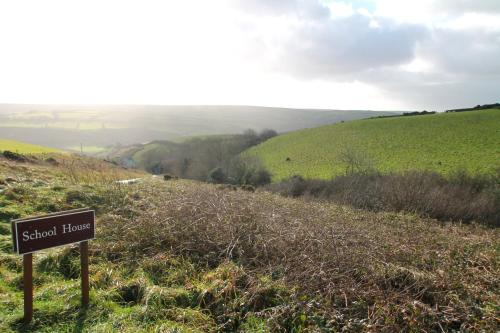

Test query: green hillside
[247,109,500,181]
[0,139,61,154]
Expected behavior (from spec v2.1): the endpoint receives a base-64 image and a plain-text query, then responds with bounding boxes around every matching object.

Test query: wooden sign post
[11,208,95,323]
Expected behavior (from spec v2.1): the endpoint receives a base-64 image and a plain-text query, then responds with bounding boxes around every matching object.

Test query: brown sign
[12,208,95,255]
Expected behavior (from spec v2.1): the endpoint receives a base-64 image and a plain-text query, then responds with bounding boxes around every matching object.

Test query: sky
[0,0,499,111]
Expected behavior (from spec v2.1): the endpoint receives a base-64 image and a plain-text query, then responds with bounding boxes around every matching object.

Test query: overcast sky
[0,0,499,110]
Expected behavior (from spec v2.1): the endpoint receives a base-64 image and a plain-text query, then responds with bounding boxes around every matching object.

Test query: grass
[247,109,500,181]
[0,139,62,154]
[0,154,498,332]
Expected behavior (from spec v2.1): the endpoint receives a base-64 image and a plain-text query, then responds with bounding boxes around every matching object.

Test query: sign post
[80,241,89,306]
[23,253,33,323]
[11,208,95,322]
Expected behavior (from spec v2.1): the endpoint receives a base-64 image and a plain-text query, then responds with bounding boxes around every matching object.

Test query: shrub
[240,184,255,192]
[2,151,27,162]
[45,157,59,165]
[248,169,272,187]
[207,167,226,184]
[268,170,500,226]
[227,156,272,187]
[259,129,278,141]
[97,179,499,331]
[338,147,375,175]
[163,174,176,181]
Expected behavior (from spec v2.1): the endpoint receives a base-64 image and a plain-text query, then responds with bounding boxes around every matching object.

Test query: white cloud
[326,1,355,19]
[400,58,434,73]
[438,13,500,31]
[0,0,498,110]
[434,0,500,14]
[273,14,426,78]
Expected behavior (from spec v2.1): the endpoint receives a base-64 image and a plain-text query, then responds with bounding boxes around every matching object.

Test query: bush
[97,180,499,331]
[338,147,375,175]
[247,169,272,187]
[227,156,272,187]
[2,151,27,162]
[259,129,278,141]
[207,167,226,184]
[268,170,500,226]
[240,184,255,192]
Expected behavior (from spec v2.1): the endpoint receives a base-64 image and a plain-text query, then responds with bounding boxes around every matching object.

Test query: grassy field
[247,109,500,181]
[0,139,62,154]
[68,145,108,154]
[0,154,498,332]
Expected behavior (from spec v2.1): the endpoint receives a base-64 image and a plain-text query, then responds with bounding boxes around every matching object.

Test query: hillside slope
[247,109,500,180]
[0,139,61,154]
[0,155,498,332]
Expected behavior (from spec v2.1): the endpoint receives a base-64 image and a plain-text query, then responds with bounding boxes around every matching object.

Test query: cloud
[421,28,500,76]
[357,26,500,109]
[273,14,427,78]
[434,0,500,14]
[374,71,500,110]
[232,1,427,78]
[231,0,329,19]
[230,0,500,109]
[1,0,498,109]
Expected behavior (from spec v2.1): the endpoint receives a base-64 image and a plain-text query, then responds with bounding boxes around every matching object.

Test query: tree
[259,129,278,141]
[227,156,272,186]
[338,147,375,175]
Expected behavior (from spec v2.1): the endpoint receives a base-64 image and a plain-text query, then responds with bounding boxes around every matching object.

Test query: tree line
[132,129,277,186]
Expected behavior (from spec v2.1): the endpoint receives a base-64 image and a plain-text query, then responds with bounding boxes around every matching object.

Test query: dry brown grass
[0,153,145,186]
[55,154,145,184]
[98,179,500,332]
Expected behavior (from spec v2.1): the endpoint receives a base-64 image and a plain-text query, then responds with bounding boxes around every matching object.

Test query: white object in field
[115,178,141,185]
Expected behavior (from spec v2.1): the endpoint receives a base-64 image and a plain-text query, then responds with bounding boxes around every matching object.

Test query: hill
[446,102,500,113]
[0,139,61,154]
[0,154,498,332]
[247,108,500,181]
[101,131,275,176]
[0,104,398,151]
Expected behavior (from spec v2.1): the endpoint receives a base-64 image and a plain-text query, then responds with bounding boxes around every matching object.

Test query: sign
[12,208,95,255]
[10,208,95,323]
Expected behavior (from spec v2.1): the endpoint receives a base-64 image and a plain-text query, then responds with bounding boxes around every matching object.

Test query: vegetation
[0,154,498,332]
[68,145,108,154]
[267,170,500,227]
[402,110,436,116]
[0,104,397,151]
[107,130,274,187]
[247,109,500,180]
[446,102,500,113]
[0,139,61,154]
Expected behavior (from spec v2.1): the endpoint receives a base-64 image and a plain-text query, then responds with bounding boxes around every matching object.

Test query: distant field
[0,104,398,150]
[0,139,61,154]
[0,121,126,130]
[247,109,500,180]
[67,145,108,153]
